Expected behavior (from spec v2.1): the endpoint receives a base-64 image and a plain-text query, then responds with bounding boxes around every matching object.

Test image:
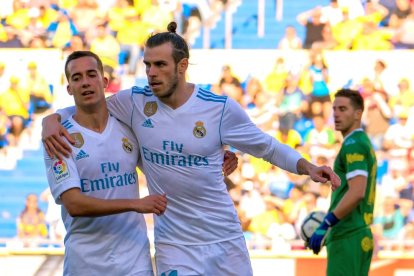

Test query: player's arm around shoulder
[106,87,138,127]
[42,112,75,160]
[60,189,167,217]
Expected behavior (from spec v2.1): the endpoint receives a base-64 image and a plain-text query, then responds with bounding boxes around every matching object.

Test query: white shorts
[155,236,252,276]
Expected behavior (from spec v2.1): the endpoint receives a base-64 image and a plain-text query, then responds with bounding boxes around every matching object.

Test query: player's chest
[131,102,222,153]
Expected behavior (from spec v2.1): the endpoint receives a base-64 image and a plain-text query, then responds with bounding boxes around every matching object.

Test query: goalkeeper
[309,89,377,276]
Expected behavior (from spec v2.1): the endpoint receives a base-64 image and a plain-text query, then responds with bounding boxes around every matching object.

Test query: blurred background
[1,0,414,275]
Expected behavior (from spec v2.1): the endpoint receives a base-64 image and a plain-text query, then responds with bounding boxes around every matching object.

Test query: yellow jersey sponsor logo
[361,236,374,252]
[364,213,373,225]
[346,153,364,164]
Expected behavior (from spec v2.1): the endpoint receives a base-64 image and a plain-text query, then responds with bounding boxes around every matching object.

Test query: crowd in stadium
[1,0,414,255]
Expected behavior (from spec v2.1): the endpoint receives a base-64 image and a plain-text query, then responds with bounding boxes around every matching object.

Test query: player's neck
[73,107,109,133]
[341,123,362,139]
[160,82,195,110]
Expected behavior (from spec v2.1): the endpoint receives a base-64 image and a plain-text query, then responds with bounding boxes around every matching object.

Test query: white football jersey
[43,115,152,275]
[107,85,302,245]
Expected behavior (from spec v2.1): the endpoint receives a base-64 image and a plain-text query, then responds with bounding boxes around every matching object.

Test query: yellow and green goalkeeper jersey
[328,129,377,241]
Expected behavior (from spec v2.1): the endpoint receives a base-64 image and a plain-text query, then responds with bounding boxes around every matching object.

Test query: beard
[157,70,179,100]
[159,78,178,99]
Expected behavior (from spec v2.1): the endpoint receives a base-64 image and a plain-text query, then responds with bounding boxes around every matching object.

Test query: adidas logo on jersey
[142,119,154,128]
[75,149,90,160]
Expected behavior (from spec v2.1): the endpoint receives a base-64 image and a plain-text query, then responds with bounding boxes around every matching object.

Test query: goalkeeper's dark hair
[335,88,364,112]
[145,21,189,64]
[65,51,103,81]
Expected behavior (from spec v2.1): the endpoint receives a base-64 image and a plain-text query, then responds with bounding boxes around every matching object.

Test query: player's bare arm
[296,158,341,191]
[42,113,73,159]
[331,175,367,219]
[61,188,167,217]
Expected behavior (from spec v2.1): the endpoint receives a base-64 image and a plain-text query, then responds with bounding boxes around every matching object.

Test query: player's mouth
[150,81,162,89]
[81,90,94,96]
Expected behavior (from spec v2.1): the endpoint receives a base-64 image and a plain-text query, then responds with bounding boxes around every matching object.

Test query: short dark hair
[64,51,103,80]
[334,88,364,112]
[145,21,189,64]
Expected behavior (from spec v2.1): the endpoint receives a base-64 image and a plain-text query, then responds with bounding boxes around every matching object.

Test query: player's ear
[355,109,363,120]
[103,76,109,89]
[178,58,188,73]
[67,84,73,96]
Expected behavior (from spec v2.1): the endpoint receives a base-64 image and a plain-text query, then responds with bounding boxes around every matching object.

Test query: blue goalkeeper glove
[308,212,339,255]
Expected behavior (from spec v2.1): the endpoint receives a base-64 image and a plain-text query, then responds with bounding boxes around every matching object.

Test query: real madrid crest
[193,121,206,138]
[122,137,133,153]
[144,101,158,117]
[70,132,84,148]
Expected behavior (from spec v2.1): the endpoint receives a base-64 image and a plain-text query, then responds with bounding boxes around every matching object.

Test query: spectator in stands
[389,0,412,29]
[247,196,285,246]
[5,0,30,31]
[312,24,338,50]
[0,26,24,48]
[107,0,139,36]
[36,5,58,30]
[374,196,405,248]
[296,6,326,49]
[316,181,331,211]
[293,191,318,238]
[263,57,289,95]
[243,77,264,109]
[40,188,65,244]
[278,74,305,131]
[25,61,53,114]
[0,25,7,43]
[212,64,244,104]
[64,34,86,53]
[339,0,364,19]
[0,62,8,93]
[392,7,414,49]
[0,76,30,147]
[103,65,121,95]
[27,35,48,48]
[332,7,363,50]
[16,193,48,247]
[89,23,121,71]
[141,0,174,33]
[278,25,302,50]
[274,116,303,150]
[264,166,292,200]
[0,0,14,21]
[362,1,390,25]
[46,9,79,48]
[389,78,414,117]
[70,0,101,40]
[303,114,338,161]
[352,1,393,50]
[0,106,11,157]
[369,59,398,98]
[308,53,331,121]
[360,78,392,150]
[379,0,397,26]
[116,12,148,76]
[20,7,47,47]
[321,0,344,26]
[398,215,414,251]
[381,163,408,199]
[383,110,413,172]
